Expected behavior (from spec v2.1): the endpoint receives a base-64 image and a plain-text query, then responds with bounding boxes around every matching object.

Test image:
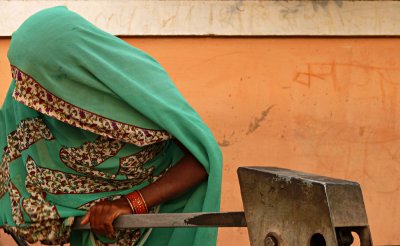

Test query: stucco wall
[2,1,400,36]
[1,37,400,245]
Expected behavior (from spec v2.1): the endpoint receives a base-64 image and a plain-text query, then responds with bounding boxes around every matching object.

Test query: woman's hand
[80,197,133,239]
[80,140,207,239]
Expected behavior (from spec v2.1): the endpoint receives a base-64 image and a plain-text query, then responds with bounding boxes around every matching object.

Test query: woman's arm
[81,140,208,238]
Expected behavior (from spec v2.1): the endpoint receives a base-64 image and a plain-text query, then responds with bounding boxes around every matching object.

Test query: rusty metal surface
[237,166,373,246]
[326,184,369,227]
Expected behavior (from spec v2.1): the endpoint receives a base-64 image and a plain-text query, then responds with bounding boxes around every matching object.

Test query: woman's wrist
[123,196,136,213]
[113,197,135,214]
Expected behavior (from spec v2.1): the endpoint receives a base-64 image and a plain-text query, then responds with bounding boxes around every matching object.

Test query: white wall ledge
[1,0,400,37]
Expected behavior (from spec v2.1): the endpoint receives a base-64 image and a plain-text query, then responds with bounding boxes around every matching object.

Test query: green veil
[0,6,222,245]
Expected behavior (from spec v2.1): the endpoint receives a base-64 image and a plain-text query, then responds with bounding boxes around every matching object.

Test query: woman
[0,6,222,246]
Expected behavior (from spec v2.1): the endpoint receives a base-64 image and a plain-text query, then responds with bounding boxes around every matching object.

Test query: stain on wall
[1,37,400,245]
[246,105,275,135]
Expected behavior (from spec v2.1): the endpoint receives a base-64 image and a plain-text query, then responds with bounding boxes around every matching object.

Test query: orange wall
[1,37,400,245]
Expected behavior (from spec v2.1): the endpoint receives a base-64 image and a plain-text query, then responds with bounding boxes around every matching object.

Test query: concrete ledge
[1,0,400,36]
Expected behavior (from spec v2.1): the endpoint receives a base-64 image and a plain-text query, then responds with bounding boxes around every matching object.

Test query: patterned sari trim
[11,65,172,147]
[25,156,147,195]
[118,142,165,177]
[24,157,61,222]
[59,136,125,179]
[60,136,125,168]
[4,219,70,245]
[9,182,24,225]
[0,118,54,198]
[60,136,164,181]
[7,158,65,244]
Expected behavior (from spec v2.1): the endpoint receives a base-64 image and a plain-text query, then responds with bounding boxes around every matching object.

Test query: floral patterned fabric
[0,115,168,245]
[0,118,54,198]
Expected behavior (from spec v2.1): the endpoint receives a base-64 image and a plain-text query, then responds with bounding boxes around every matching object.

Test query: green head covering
[1,6,222,245]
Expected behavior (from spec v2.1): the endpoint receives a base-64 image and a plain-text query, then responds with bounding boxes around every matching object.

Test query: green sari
[0,6,222,246]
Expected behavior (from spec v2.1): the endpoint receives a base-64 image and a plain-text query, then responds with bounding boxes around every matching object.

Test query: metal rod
[72,212,247,230]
